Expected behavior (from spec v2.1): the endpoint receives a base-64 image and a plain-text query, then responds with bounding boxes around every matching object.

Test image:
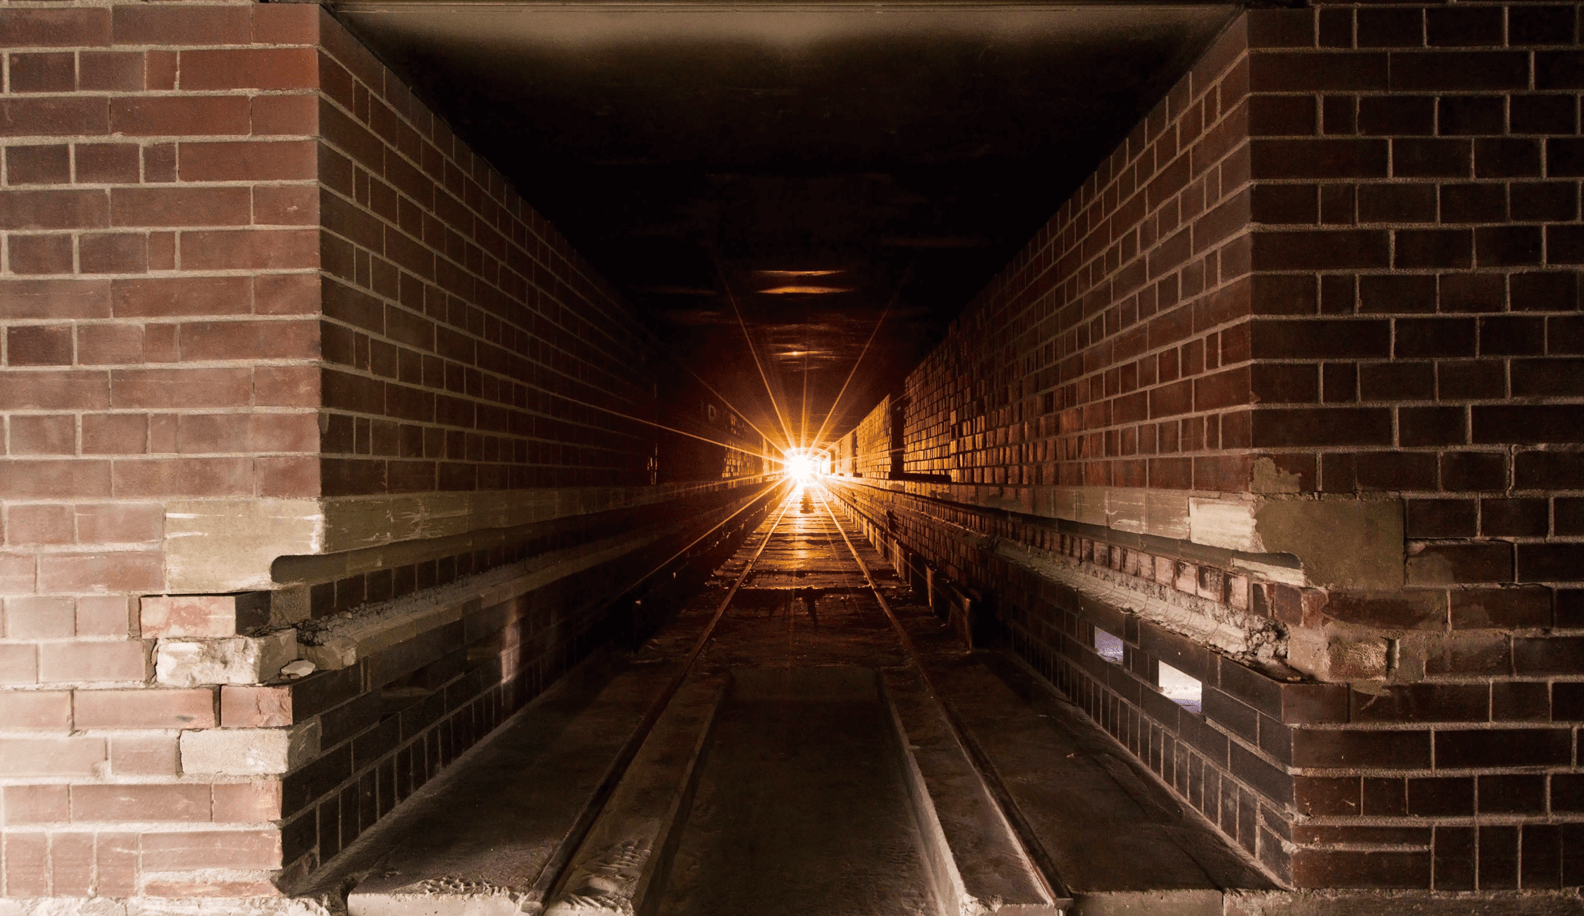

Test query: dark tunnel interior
[331,1,1239,454]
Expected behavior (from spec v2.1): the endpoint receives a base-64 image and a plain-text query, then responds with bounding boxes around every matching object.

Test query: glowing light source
[783,451,820,482]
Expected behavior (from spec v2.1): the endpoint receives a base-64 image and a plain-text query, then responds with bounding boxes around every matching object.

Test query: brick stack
[836,1,1583,893]
[0,1,767,899]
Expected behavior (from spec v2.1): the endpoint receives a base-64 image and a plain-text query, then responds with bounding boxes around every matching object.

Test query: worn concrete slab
[882,668,1059,916]
[541,675,727,916]
[654,667,942,916]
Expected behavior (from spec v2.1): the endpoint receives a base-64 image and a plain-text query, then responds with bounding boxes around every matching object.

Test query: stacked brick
[0,0,324,896]
[313,16,653,496]
[841,1,1584,893]
[0,1,758,899]
[902,15,1255,492]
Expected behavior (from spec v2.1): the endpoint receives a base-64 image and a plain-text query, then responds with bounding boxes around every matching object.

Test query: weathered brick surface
[0,1,765,899]
[834,2,1584,893]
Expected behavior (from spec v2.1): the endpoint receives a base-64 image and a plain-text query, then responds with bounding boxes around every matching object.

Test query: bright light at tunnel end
[782,450,823,484]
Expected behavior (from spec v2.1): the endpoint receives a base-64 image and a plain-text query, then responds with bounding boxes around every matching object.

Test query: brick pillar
[0,0,322,897]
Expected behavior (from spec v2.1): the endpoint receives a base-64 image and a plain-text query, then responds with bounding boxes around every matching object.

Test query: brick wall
[0,2,770,898]
[834,2,1583,893]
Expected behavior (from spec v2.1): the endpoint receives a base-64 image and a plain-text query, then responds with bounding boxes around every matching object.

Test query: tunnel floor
[315,485,1272,916]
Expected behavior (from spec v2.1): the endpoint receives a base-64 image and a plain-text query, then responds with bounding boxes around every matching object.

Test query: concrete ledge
[830,478,1403,591]
[156,631,298,687]
[165,478,777,593]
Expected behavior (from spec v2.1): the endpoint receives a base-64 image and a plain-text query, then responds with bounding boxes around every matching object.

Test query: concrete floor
[319,485,1271,916]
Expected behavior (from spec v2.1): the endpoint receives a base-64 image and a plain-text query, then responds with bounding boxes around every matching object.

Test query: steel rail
[810,483,1076,911]
[525,481,797,911]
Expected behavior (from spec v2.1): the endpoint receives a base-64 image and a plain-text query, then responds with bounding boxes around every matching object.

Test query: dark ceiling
[330,1,1239,456]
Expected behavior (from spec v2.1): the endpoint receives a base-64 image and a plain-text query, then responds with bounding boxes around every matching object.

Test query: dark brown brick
[1399,406,1466,447]
[1510,181,1578,222]
[1436,728,1572,769]
[1408,776,1474,816]
[1395,318,1476,358]
[1440,183,1505,223]
[1434,827,1476,891]
[1406,499,1477,538]
[1406,542,1513,585]
[1481,317,1547,357]
[1291,849,1431,889]
[1358,96,1435,136]
[1511,95,1577,135]
[1252,407,1392,447]
[1438,96,1504,137]
[1479,775,1546,815]
[1326,589,1447,629]
[1249,318,1390,359]
[1513,451,1578,489]
[1516,545,1584,584]
[1363,362,1435,401]
[1511,272,1579,312]
[1474,405,1584,445]
[1475,139,1543,179]
[1358,275,1434,314]
[1438,361,1505,401]
[1396,229,1473,269]
[1480,499,1550,538]
[1392,138,1470,179]
[1441,273,1506,315]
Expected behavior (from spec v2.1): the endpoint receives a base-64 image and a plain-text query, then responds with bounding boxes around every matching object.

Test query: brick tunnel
[0,0,1582,911]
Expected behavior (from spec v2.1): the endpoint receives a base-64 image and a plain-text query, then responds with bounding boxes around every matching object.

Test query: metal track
[811,484,1077,910]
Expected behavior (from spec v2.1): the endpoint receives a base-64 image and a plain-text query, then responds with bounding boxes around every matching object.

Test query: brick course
[833,2,1584,892]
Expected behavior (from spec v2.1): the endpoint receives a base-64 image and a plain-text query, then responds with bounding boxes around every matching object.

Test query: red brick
[6,325,72,367]
[181,48,317,90]
[254,366,320,407]
[5,504,72,545]
[5,145,70,186]
[1389,52,1530,92]
[70,783,210,822]
[255,185,319,226]
[179,140,317,182]
[0,189,107,231]
[0,98,110,140]
[9,52,75,93]
[107,734,177,778]
[75,503,162,544]
[1,832,47,895]
[0,736,105,776]
[256,273,320,316]
[253,3,321,44]
[112,457,253,498]
[0,460,110,499]
[110,5,250,46]
[75,595,136,637]
[181,228,319,270]
[252,94,319,137]
[110,186,251,229]
[79,50,144,92]
[0,785,69,824]
[110,97,250,138]
[0,690,70,729]
[37,551,162,596]
[0,8,110,47]
[110,367,252,409]
[144,829,282,870]
[110,276,252,319]
[0,641,38,683]
[81,414,149,455]
[7,233,73,275]
[75,688,215,729]
[0,592,74,640]
[74,143,139,185]
[74,233,146,275]
[50,831,95,895]
[213,780,283,822]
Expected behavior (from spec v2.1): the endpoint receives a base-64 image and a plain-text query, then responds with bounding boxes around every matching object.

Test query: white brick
[155,630,297,687]
[180,719,320,776]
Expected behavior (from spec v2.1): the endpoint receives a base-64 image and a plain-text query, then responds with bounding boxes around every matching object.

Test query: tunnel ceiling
[330,0,1239,454]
